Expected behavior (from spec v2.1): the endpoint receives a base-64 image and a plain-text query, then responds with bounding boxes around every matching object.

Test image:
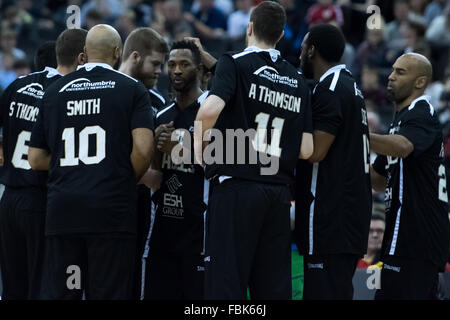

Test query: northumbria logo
[253,66,298,88]
[17,83,44,99]
[59,78,116,92]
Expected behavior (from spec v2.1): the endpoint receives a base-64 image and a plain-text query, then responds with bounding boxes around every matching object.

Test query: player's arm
[184,37,217,70]
[131,128,154,181]
[370,133,413,158]
[307,130,336,163]
[370,165,386,192]
[28,147,51,170]
[194,94,225,164]
[299,132,314,159]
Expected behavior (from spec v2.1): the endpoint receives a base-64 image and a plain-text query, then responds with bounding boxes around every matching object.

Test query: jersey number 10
[60,126,105,166]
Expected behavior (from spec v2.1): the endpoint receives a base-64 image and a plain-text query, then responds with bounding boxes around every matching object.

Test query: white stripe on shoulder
[197,90,209,104]
[329,69,342,92]
[156,102,175,118]
[18,70,46,79]
[149,89,166,104]
[232,51,253,59]
[109,69,138,82]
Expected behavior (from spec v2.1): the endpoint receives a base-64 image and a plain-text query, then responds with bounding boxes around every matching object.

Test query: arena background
[0,0,450,300]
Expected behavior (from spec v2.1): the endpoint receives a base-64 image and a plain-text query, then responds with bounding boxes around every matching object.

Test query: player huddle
[0,2,448,300]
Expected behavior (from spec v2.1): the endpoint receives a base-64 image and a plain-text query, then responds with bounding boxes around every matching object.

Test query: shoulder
[149,89,166,105]
[156,101,176,121]
[405,98,436,120]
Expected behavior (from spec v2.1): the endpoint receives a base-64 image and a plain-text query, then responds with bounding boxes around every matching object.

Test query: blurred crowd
[1,0,450,192]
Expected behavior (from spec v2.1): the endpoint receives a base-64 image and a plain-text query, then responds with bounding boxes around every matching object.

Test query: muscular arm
[299,132,314,159]
[28,147,51,171]
[370,165,386,192]
[307,130,335,163]
[131,128,154,181]
[370,133,414,158]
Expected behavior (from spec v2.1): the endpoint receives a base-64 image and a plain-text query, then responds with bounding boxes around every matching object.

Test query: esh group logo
[59,78,116,93]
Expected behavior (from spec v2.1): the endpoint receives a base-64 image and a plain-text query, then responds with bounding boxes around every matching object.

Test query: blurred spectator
[354,24,393,80]
[184,0,228,40]
[425,0,448,25]
[0,51,17,89]
[191,0,234,16]
[12,58,31,77]
[408,0,428,24]
[438,69,450,165]
[426,2,450,49]
[306,0,344,28]
[116,10,137,40]
[81,0,126,26]
[1,5,39,59]
[82,9,104,30]
[0,28,26,70]
[227,0,253,38]
[384,0,409,53]
[404,16,430,58]
[356,208,385,268]
[360,64,390,112]
[124,0,152,27]
[161,0,194,44]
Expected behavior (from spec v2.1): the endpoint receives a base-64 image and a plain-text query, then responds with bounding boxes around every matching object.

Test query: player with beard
[0,29,87,299]
[294,24,372,300]
[118,27,168,300]
[371,53,449,299]
[143,40,209,299]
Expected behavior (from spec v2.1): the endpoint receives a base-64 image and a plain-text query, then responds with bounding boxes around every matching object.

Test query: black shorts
[204,178,292,300]
[375,256,440,300]
[0,186,46,299]
[303,254,359,300]
[143,253,204,300]
[40,233,136,300]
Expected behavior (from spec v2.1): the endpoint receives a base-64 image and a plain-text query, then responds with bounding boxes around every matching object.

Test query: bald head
[400,53,433,85]
[85,24,122,66]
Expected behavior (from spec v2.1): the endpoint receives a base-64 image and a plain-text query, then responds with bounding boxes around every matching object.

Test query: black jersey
[295,65,372,256]
[149,92,209,256]
[0,67,61,188]
[205,46,312,185]
[29,63,154,235]
[373,96,449,268]
[149,88,167,111]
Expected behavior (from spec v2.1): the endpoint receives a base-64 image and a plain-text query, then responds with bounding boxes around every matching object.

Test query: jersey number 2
[252,112,284,157]
[438,164,448,203]
[60,126,105,166]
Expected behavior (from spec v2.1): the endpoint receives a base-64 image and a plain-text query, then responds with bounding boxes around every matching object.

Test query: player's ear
[308,44,315,60]
[77,52,86,65]
[415,75,427,90]
[247,22,253,37]
[131,51,141,65]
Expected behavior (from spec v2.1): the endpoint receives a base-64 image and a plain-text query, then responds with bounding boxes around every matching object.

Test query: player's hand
[155,121,174,141]
[184,37,204,52]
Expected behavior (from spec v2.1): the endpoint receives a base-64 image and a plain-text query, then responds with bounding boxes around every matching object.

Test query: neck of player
[314,62,339,83]
[246,37,275,50]
[176,84,203,110]
[395,91,425,112]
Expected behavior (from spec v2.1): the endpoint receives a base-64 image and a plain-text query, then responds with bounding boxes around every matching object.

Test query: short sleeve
[209,54,237,105]
[131,82,154,132]
[30,97,50,151]
[398,104,438,157]
[372,154,388,177]
[312,87,342,136]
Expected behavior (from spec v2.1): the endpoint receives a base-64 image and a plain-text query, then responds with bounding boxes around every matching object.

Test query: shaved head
[85,24,122,66]
[400,53,432,85]
[387,52,433,109]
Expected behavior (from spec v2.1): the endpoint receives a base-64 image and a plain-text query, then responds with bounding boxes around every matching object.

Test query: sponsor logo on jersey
[253,66,298,88]
[16,83,44,99]
[59,78,116,92]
